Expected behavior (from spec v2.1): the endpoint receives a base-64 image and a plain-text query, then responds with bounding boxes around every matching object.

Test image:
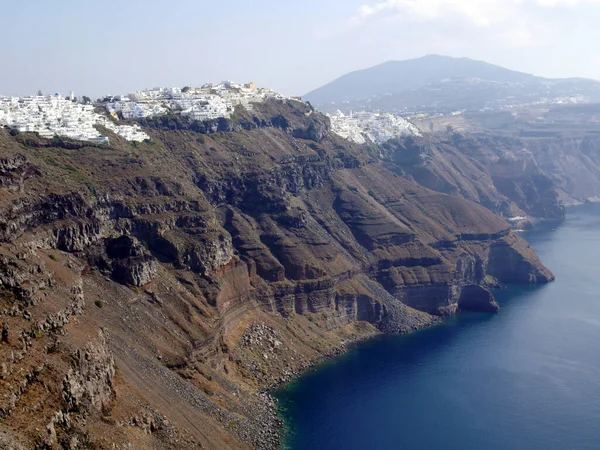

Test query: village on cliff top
[0,81,421,145]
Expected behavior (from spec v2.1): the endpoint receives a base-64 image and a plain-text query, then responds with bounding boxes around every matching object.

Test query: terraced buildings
[104,81,289,121]
[0,93,149,143]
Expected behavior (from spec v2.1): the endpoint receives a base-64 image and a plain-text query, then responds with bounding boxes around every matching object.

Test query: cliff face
[521,134,600,204]
[0,101,553,449]
[390,106,600,222]
[381,133,570,221]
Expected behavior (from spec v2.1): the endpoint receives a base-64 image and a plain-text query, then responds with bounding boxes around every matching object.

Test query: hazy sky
[2,0,600,98]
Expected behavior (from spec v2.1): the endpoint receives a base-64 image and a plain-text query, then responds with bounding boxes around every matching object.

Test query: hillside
[0,99,554,449]
[305,55,600,114]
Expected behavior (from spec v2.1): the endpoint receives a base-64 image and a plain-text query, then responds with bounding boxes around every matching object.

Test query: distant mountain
[305,55,600,114]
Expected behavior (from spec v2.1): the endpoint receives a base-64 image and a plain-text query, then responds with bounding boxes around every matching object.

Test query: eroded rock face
[0,155,39,192]
[381,133,567,220]
[458,285,499,313]
[0,118,553,321]
[62,330,115,414]
[487,234,555,283]
[179,232,234,274]
[113,256,158,287]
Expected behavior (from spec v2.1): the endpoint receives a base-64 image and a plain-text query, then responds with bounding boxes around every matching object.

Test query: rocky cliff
[380,132,570,222]
[0,100,553,449]
[398,105,600,223]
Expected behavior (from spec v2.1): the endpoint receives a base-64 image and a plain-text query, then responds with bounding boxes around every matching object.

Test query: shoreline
[261,319,442,449]
[261,331,381,449]
[250,211,600,450]
[250,210,573,449]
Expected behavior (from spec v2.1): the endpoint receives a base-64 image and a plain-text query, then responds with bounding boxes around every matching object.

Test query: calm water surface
[276,203,600,450]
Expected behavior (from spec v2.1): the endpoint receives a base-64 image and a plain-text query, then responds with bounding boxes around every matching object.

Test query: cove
[276,203,600,450]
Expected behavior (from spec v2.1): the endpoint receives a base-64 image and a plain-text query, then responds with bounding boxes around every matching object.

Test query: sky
[2,0,600,98]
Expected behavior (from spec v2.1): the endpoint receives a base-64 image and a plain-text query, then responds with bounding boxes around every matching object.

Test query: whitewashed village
[0,82,294,144]
[104,81,288,121]
[0,92,149,143]
[328,110,420,144]
[0,81,421,146]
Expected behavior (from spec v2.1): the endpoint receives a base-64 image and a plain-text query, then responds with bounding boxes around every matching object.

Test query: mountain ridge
[305,55,600,113]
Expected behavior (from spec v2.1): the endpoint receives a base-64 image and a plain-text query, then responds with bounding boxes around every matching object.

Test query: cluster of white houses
[105,81,290,121]
[2,82,424,147]
[0,93,149,143]
[0,81,295,144]
[328,110,421,144]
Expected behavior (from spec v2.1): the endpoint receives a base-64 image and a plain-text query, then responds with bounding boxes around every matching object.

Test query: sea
[276,203,600,450]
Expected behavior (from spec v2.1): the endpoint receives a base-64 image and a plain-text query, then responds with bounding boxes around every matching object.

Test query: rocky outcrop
[61,331,115,414]
[487,234,555,283]
[0,155,39,192]
[112,256,158,286]
[458,285,499,313]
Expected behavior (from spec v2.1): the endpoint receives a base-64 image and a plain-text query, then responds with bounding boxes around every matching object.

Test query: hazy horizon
[2,0,600,98]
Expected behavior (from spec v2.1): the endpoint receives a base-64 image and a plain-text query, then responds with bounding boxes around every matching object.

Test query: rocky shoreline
[257,332,381,449]
[258,317,443,449]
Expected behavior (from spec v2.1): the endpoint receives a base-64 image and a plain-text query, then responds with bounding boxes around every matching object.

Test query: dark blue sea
[276,203,600,450]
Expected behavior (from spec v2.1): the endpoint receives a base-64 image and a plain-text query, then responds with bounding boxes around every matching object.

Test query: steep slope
[387,105,600,221]
[305,55,600,114]
[380,133,566,221]
[0,100,552,449]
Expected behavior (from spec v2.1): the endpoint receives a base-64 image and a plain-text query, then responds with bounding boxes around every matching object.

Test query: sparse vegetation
[95,300,105,309]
